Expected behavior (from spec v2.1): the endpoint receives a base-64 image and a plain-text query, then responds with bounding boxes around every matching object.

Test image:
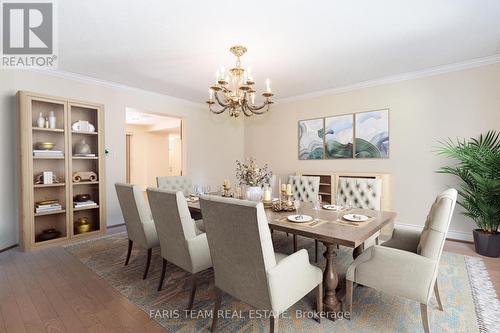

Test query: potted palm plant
[436,130,500,257]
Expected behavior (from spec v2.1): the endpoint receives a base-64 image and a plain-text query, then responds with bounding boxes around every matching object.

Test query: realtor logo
[1,0,57,68]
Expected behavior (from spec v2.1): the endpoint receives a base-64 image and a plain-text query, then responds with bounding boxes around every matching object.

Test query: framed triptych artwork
[298,109,389,160]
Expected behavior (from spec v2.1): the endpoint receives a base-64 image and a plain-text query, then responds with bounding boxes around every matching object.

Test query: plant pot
[246,186,263,202]
[472,229,500,257]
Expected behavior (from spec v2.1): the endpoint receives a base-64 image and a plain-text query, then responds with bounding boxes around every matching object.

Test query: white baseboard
[395,223,473,242]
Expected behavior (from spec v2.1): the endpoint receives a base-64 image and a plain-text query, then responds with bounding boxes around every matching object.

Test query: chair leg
[143,248,152,279]
[124,239,133,266]
[336,243,339,249]
[420,304,431,333]
[210,287,222,333]
[187,274,198,310]
[375,236,380,246]
[316,282,323,323]
[315,240,319,263]
[270,313,279,333]
[346,279,353,319]
[293,234,297,252]
[157,259,167,291]
[286,232,289,237]
[434,281,443,311]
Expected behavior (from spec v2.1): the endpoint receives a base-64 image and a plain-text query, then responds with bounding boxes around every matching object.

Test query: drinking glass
[193,185,200,196]
[294,199,301,217]
[313,195,322,222]
[203,185,211,195]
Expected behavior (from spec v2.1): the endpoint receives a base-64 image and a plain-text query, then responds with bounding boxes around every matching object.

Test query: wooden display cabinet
[18,91,106,251]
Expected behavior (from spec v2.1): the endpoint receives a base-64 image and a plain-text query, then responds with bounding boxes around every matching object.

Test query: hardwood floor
[0,234,497,332]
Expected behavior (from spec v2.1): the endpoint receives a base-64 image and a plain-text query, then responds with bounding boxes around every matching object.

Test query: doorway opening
[125,108,182,190]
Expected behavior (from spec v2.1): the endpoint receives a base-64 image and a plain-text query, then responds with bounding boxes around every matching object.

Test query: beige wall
[245,62,500,240]
[0,70,244,249]
[126,125,172,190]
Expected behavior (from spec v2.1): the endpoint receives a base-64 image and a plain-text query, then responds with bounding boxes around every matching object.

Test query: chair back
[288,176,320,203]
[147,188,197,271]
[115,183,153,247]
[199,196,275,310]
[417,188,457,261]
[337,177,382,210]
[156,176,192,195]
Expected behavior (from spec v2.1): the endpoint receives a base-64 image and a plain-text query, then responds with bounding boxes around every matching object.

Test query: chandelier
[207,45,273,117]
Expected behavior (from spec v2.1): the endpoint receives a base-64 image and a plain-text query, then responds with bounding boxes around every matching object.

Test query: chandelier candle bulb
[209,89,214,101]
[266,78,271,92]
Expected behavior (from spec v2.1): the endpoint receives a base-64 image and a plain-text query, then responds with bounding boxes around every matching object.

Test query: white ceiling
[58,0,500,103]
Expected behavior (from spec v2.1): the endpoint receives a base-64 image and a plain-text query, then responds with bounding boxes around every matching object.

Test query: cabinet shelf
[73,181,99,186]
[34,209,66,217]
[72,156,98,160]
[34,183,66,188]
[33,127,64,133]
[33,156,65,160]
[72,131,98,135]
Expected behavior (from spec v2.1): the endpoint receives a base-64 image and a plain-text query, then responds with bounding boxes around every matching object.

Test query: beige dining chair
[157,175,203,221]
[199,195,322,333]
[337,177,383,247]
[147,187,212,310]
[115,183,159,279]
[346,188,457,333]
[288,175,321,261]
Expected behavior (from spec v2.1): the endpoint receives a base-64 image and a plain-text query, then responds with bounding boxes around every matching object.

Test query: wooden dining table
[187,200,397,318]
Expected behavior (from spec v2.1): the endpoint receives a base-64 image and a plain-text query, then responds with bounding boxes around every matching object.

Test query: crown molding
[27,68,206,108]
[275,54,500,105]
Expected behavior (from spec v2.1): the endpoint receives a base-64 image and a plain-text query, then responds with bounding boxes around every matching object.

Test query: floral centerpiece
[235,157,272,201]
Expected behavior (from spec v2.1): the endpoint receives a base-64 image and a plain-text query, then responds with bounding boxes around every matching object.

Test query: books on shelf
[33,150,64,157]
[35,201,63,213]
[73,153,96,157]
[74,200,97,208]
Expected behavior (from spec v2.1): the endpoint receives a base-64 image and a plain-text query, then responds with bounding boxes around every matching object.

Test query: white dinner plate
[287,215,313,223]
[323,204,342,211]
[343,214,369,222]
[186,196,199,202]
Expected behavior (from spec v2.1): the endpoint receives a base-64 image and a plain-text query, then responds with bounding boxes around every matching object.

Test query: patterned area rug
[65,232,485,332]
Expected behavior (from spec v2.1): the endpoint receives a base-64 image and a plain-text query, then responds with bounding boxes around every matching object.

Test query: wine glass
[203,185,211,195]
[193,185,200,196]
[313,195,322,222]
[294,199,301,218]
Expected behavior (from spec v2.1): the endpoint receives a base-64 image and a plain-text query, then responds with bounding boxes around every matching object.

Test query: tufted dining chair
[199,195,323,333]
[157,175,203,221]
[288,176,321,261]
[337,177,382,210]
[346,189,457,333]
[115,183,159,280]
[337,177,384,247]
[146,188,212,310]
[157,176,193,195]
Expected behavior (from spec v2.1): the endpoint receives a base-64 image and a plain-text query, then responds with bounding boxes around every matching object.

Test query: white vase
[246,186,263,202]
[36,112,45,128]
[48,111,56,129]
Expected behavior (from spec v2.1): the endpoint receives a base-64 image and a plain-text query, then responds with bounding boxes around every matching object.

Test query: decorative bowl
[36,142,55,150]
[36,228,61,242]
[74,194,91,202]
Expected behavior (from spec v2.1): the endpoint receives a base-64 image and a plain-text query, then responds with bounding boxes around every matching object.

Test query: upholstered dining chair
[199,195,322,333]
[115,183,159,279]
[337,177,383,247]
[157,175,204,221]
[346,188,457,333]
[146,188,212,310]
[157,176,193,195]
[288,175,321,261]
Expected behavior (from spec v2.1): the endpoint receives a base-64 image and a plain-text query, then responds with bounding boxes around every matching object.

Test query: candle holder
[272,189,295,212]
[222,184,231,197]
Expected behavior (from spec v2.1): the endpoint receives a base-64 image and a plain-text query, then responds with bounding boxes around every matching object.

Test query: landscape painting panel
[325,114,354,158]
[355,109,389,158]
[298,118,324,160]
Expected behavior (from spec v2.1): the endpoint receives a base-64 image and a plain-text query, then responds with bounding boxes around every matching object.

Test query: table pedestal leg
[322,242,341,319]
